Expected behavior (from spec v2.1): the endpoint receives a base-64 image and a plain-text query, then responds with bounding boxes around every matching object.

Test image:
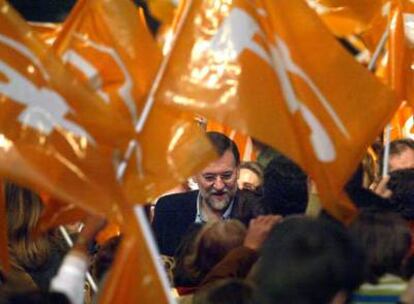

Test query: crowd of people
[0,131,414,304]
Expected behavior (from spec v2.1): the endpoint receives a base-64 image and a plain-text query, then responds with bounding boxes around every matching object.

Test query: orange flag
[0,0,132,221]
[53,0,216,204]
[155,0,399,222]
[377,0,414,139]
[53,0,162,128]
[306,0,386,37]
[99,207,174,304]
[390,103,414,139]
[30,22,62,46]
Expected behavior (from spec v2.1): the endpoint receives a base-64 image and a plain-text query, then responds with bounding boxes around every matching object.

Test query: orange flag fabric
[390,103,414,139]
[0,0,131,222]
[306,0,386,37]
[30,22,62,46]
[53,0,162,128]
[376,0,414,139]
[156,0,399,222]
[54,0,216,204]
[99,207,174,304]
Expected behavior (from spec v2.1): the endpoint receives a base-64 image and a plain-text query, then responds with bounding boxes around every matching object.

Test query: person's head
[5,181,51,270]
[193,279,254,304]
[253,217,365,304]
[174,220,246,286]
[383,138,414,172]
[349,210,411,283]
[173,224,204,287]
[237,161,264,192]
[261,155,308,216]
[194,132,240,213]
[91,236,122,282]
[387,168,414,220]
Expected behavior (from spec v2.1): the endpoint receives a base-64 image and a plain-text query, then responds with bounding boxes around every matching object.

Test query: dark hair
[254,217,365,304]
[193,279,255,304]
[91,236,122,282]
[349,210,411,283]
[388,168,414,220]
[8,0,76,22]
[6,291,70,304]
[260,155,308,216]
[206,132,240,166]
[344,164,394,211]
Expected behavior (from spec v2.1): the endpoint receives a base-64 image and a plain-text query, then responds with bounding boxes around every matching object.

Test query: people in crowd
[173,220,246,292]
[193,279,254,304]
[253,217,365,304]
[237,161,264,193]
[388,168,414,220]
[152,131,265,256]
[199,215,282,288]
[1,181,68,296]
[349,210,412,303]
[383,139,414,173]
[50,215,106,304]
[260,154,308,216]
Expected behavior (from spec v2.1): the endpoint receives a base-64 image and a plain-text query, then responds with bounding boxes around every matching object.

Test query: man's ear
[193,174,201,185]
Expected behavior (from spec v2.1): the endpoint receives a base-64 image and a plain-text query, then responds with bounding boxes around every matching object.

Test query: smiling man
[152,131,265,256]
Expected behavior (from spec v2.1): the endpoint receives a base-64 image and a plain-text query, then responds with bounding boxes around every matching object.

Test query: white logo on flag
[62,34,138,124]
[0,34,95,143]
[209,8,351,162]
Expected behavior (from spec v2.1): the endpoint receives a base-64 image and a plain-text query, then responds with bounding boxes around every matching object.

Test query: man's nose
[212,176,226,190]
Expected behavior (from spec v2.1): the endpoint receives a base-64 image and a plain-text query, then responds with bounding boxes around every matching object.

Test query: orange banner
[53,0,216,204]
[155,0,398,222]
[0,0,130,222]
[306,0,386,37]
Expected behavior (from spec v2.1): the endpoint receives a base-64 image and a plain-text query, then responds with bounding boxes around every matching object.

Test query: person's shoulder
[155,190,198,211]
[237,189,262,205]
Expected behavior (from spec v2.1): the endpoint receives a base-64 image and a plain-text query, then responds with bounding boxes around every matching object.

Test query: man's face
[389,148,414,172]
[195,150,239,212]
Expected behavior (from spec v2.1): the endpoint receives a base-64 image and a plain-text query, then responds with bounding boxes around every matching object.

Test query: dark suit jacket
[152,189,265,256]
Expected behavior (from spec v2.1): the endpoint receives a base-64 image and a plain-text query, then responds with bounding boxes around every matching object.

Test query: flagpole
[111,3,195,303]
[382,124,392,177]
[367,27,389,72]
[115,0,194,181]
[58,226,99,293]
[366,27,391,177]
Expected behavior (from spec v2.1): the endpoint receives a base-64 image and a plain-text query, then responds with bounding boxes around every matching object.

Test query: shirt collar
[194,192,235,224]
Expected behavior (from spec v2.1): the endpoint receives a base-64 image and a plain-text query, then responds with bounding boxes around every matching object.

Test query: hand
[400,273,414,304]
[74,215,107,253]
[243,215,283,251]
[369,175,392,198]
